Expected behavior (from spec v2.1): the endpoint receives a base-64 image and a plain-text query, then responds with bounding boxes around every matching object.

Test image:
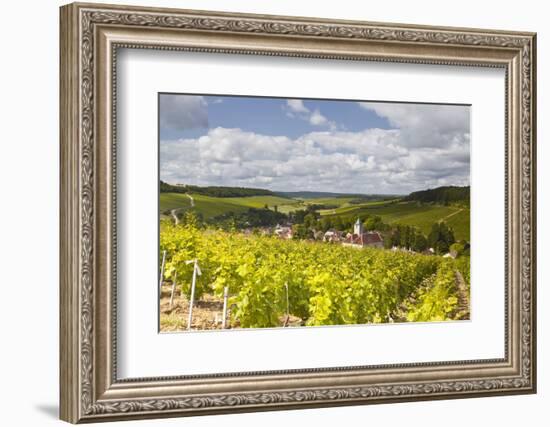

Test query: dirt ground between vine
[159,283,303,332]
[159,284,225,332]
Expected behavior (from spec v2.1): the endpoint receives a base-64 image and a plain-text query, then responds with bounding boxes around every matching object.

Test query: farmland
[303,197,356,207]
[321,200,469,241]
[160,192,470,241]
[160,193,302,219]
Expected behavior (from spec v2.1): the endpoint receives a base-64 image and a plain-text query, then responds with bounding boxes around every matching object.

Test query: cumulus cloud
[309,109,328,126]
[160,94,208,131]
[286,99,310,114]
[358,102,470,149]
[161,121,470,194]
[285,100,337,130]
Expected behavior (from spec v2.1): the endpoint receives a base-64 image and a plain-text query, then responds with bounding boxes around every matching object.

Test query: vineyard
[159,218,470,331]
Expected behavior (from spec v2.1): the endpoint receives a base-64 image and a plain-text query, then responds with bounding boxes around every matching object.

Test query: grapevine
[160,219,469,329]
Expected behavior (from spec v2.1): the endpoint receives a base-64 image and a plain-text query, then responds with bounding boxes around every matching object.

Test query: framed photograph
[157,94,473,333]
[60,2,537,423]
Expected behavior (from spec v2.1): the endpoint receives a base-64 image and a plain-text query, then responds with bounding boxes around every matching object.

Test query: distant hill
[161,182,470,206]
[275,191,396,200]
[406,186,470,205]
[275,191,360,199]
[160,181,276,198]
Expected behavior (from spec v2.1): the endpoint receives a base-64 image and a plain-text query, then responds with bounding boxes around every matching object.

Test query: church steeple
[354,218,363,235]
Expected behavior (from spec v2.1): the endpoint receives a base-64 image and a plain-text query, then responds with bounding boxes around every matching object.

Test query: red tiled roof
[348,232,382,245]
[362,232,383,244]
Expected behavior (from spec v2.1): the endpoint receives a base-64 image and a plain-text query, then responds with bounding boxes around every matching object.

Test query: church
[342,218,384,248]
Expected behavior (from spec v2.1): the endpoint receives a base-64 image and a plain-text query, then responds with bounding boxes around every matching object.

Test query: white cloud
[309,109,328,126]
[285,100,338,130]
[196,127,293,163]
[358,102,470,149]
[286,99,310,114]
[161,122,470,194]
[160,94,208,131]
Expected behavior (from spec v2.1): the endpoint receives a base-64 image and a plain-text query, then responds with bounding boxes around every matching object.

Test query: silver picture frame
[60,2,536,422]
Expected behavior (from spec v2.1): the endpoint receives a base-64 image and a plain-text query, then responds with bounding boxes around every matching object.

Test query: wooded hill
[406,186,470,205]
[160,181,274,198]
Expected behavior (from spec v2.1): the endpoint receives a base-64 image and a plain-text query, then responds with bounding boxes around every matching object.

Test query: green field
[318,199,399,215]
[303,197,355,207]
[159,193,194,211]
[222,195,302,211]
[323,200,470,241]
[160,193,301,219]
[443,208,470,242]
[160,193,469,241]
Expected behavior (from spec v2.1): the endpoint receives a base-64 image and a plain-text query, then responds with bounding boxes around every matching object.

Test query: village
[270,218,384,248]
[237,216,464,259]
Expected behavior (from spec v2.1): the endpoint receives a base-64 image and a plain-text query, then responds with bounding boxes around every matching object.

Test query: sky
[159,93,470,195]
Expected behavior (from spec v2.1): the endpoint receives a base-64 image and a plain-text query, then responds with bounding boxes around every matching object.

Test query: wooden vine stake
[159,250,166,293]
[186,259,201,330]
[222,286,229,329]
[169,271,177,309]
[284,282,290,327]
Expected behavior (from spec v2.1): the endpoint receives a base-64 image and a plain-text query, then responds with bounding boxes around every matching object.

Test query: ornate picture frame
[60,2,536,423]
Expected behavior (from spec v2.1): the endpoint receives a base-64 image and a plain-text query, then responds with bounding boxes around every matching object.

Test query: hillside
[406,185,470,206]
[321,199,469,241]
[276,190,396,200]
[160,192,302,219]
[160,181,275,198]
[159,184,470,242]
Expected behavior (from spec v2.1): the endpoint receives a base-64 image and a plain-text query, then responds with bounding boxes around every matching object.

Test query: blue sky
[159,93,470,194]
[160,95,391,141]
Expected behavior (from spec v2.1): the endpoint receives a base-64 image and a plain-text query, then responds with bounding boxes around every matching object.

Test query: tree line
[406,185,470,206]
[160,180,274,198]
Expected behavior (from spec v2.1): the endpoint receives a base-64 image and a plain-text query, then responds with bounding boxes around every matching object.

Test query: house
[274,224,293,240]
[342,218,384,248]
[313,230,325,241]
[264,227,274,235]
[323,229,344,243]
[343,231,384,248]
